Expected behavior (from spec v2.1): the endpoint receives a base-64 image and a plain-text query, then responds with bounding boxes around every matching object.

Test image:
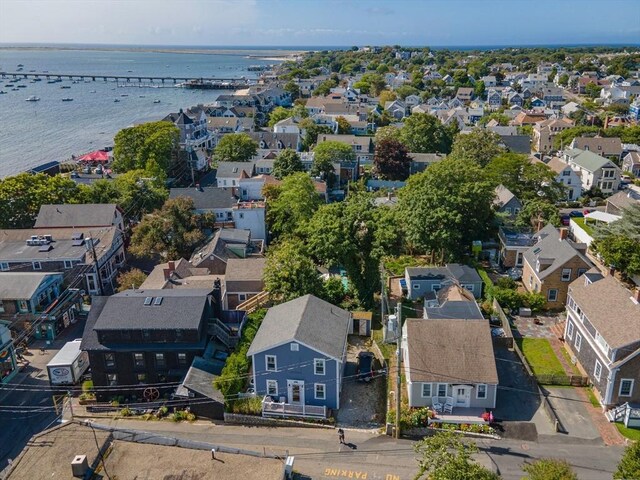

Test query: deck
[429,407,489,425]
[262,396,327,419]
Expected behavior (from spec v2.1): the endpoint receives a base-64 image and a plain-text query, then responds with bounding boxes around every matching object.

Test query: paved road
[97,418,625,480]
[0,317,87,469]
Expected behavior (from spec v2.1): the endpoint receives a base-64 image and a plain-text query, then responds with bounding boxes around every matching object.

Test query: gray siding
[407,381,497,409]
[252,341,341,409]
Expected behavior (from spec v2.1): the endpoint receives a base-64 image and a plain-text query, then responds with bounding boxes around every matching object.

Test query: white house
[542,157,583,201]
[563,148,621,194]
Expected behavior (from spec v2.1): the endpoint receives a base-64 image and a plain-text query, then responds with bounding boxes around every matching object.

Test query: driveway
[492,346,552,440]
[543,386,601,440]
[335,336,387,428]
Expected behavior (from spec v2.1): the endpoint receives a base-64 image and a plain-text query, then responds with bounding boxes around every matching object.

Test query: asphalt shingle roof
[247,294,350,360]
[35,204,119,228]
[215,162,255,180]
[406,264,481,284]
[568,149,617,172]
[405,319,499,384]
[169,187,237,210]
[523,227,590,280]
[0,272,62,299]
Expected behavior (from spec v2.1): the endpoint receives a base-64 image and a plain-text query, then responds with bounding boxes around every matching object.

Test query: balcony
[428,407,489,425]
[261,396,327,419]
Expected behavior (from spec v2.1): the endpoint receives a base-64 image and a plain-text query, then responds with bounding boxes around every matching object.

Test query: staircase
[605,402,629,422]
[236,291,270,313]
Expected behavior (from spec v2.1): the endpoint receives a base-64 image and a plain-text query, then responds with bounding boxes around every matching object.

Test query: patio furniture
[431,397,443,413]
[443,397,454,414]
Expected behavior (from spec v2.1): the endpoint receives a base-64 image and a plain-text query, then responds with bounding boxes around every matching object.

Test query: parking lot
[335,336,387,428]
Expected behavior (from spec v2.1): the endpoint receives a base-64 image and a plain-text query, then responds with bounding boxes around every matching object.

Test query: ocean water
[0,47,287,177]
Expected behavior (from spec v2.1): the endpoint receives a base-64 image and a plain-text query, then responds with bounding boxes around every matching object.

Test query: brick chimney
[633,287,640,304]
[559,228,569,241]
[163,268,171,281]
[608,265,616,276]
[168,261,175,272]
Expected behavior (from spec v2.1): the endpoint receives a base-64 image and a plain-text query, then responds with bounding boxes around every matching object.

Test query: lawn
[515,338,566,378]
[615,423,640,441]
[572,217,595,237]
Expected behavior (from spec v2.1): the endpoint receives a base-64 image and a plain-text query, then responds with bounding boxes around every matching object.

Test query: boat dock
[0,71,255,88]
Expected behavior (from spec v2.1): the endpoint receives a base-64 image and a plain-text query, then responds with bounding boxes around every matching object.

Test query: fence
[491,298,513,349]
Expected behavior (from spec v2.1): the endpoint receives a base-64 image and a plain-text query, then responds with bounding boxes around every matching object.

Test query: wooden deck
[429,407,488,425]
[262,397,327,419]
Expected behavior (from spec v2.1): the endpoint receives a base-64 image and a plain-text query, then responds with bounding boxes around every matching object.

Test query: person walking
[338,428,345,444]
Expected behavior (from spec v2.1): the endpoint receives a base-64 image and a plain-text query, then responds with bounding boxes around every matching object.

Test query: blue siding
[252,341,341,409]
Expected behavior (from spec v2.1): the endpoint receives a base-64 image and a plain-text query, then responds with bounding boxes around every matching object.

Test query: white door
[287,380,305,405]
[454,386,471,408]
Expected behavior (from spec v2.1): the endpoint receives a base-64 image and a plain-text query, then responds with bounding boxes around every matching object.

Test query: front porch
[261,395,327,419]
[429,407,489,426]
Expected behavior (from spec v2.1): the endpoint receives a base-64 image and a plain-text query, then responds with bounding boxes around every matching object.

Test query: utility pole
[88,232,104,296]
[395,300,402,440]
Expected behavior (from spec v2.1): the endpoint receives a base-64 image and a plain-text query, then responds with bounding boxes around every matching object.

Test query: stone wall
[223,412,334,429]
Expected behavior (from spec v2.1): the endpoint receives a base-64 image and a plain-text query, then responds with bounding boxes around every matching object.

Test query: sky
[1,0,639,48]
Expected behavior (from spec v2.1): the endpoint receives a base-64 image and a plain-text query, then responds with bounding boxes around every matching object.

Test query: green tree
[373,138,411,181]
[112,121,180,175]
[449,129,506,167]
[266,172,321,240]
[516,200,559,231]
[479,112,510,127]
[375,125,402,144]
[312,141,354,180]
[115,268,148,292]
[129,197,205,261]
[359,73,387,96]
[0,173,88,228]
[558,73,570,87]
[299,118,333,151]
[272,149,304,180]
[474,80,486,98]
[283,81,301,100]
[395,85,420,100]
[522,458,577,480]
[378,90,397,105]
[264,240,323,302]
[614,441,640,480]
[592,235,640,277]
[214,133,258,162]
[321,276,346,305]
[585,82,602,99]
[336,116,352,134]
[552,126,598,150]
[267,106,294,127]
[414,431,499,480]
[306,193,399,307]
[399,113,454,154]
[398,158,495,259]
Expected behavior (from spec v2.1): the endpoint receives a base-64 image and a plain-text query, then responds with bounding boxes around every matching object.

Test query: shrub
[82,380,94,393]
[120,407,133,417]
[230,396,263,415]
[522,458,577,480]
[495,277,517,290]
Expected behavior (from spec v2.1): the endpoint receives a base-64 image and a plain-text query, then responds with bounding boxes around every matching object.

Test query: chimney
[168,261,175,272]
[633,288,640,304]
[559,228,568,240]
[608,265,616,277]
[163,268,171,281]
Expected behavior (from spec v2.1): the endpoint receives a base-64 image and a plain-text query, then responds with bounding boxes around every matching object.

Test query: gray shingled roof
[215,162,255,180]
[494,184,517,207]
[35,204,119,228]
[568,275,640,349]
[406,264,481,284]
[523,227,590,280]
[500,135,531,154]
[247,294,350,360]
[169,187,236,210]
[405,319,499,384]
[0,272,62,299]
[92,289,211,331]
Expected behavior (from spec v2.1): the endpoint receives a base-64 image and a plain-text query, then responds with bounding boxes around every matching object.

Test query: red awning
[77,150,110,163]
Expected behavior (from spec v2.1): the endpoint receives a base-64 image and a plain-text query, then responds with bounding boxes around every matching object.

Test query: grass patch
[585,387,601,408]
[383,255,431,276]
[615,423,640,441]
[559,345,581,375]
[477,267,494,300]
[515,338,565,377]
[372,328,394,360]
[572,217,595,236]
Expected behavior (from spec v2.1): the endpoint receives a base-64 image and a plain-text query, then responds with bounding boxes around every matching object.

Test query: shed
[349,311,372,336]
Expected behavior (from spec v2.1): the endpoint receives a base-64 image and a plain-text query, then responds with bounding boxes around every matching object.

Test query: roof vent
[144,297,153,306]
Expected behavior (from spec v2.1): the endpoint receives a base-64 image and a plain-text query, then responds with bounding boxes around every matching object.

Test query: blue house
[247,295,351,418]
[404,264,483,300]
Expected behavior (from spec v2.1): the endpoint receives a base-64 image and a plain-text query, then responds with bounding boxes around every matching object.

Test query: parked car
[569,210,584,218]
[561,214,570,226]
[583,208,595,215]
[356,351,375,382]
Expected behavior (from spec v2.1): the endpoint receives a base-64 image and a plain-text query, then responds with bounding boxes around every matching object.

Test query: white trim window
[548,289,558,302]
[476,384,488,399]
[265,355,277,372]
[437,383,447,397]
[0,262,9,271]
[575,332,582,352]
[314,383,326,400]
[314,358,326,376]
[619,379,634,397]
[421,383,432,398]
[561,268,572,282]
[290,343,299,352]
[32,261,42,270]
[63,260,73,269]
[266,380,278,396]
[594,360,602,382]
[566,321,574,340]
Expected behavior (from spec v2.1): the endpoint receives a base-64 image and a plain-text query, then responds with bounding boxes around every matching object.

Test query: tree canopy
[398,158,494,259]
[449,129,506,167]
[312,141,354,180]
[0,173,88,229]
[214,133,258,162]
[299,118,333,151]
[593,204,640,277]
[112,121,180,175]
[266,172,321,240]
[399,113,455,154]
[116,268,148,292]
[264,240,324,302]
[129,197,205,261]
[614,440,640,480]
[522,459,577,480]
[516,199,560,230]
[373,138,411,181]
[272,149,304,180]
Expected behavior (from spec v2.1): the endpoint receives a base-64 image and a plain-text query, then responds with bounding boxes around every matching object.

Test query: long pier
[0,71,254,88]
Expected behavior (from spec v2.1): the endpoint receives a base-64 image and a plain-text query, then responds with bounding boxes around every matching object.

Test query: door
[287,380,305,405]
[454,386,471,408]
[359,319,368,336]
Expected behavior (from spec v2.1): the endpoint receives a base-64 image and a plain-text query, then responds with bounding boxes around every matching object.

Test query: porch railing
[261,395,327,419]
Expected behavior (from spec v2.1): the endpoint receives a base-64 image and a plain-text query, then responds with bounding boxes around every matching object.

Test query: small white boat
[25,95,40,101]
[114,99,120,103]
[90,90,97,93]
[153,99,161,103]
